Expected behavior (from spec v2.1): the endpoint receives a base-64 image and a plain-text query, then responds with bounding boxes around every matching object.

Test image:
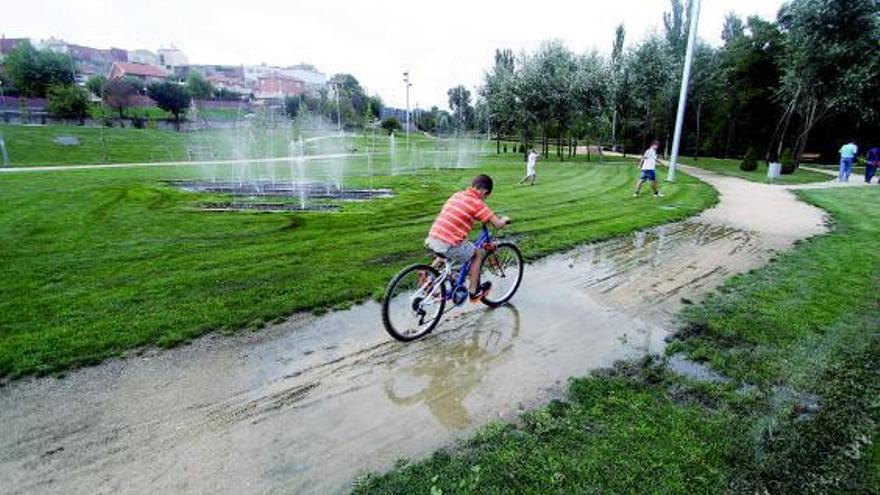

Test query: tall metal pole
[403,71,412,148]
[667,0,701,182]
[332,81,341,134]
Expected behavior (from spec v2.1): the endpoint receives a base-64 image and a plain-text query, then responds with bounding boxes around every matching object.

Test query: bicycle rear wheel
[382,264,446,341]
[480,242,524,307]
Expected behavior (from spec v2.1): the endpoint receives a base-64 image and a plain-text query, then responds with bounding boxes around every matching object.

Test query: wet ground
[0,167,830,494]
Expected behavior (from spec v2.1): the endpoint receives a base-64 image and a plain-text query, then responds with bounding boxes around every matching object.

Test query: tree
[774,0,880,164]
[2,42,74,97]
[447,85,474,131]
[86,75,106,98]
[102,78,139,120]
[148,81,191,130]
[47,84,89,123]
[368,95,384,120]
[483,48,519,152]
[609,24,627,146]
[626,35,675,148]
[381,117,402,134]
[721,12,745,45]
[186,72,214,100]
[329,73,369,127]
[283,95,301,119]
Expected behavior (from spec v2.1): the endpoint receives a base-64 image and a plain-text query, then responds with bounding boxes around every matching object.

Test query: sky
[4,0,785,109]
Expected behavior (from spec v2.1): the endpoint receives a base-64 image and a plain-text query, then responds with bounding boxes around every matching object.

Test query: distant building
[108,62,168,85]
[36,37,128,82]
[254,73,305,100]
[0,36,30,60]
[280,65,326,92]
[381,107,409,122]
[128,49,160,66]
[206,75,250,96]
[157,46,189,71]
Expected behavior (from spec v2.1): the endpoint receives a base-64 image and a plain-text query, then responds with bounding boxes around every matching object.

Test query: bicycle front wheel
[480,242,524,307]
[382,264,447,341]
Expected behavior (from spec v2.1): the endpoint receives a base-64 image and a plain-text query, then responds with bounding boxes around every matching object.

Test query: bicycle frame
[440,225,492,300]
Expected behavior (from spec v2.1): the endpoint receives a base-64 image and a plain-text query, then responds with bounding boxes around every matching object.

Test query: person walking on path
[865,146,879,184]
[633,140,663,198]
[838,139,858,182]
[518,148,539,186]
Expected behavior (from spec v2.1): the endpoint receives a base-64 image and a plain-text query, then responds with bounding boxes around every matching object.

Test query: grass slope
[0,153,716,378]
[0,124,435,167]
[678,157,831,184]
[353,187,880,494]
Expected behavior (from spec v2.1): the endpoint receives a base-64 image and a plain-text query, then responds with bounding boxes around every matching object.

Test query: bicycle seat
[427,247,447,259]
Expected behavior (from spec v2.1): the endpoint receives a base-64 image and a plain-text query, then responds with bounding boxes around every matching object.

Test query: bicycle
[381,223,524,341]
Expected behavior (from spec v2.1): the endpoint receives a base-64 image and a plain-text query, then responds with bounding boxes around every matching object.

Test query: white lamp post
[667,0,701,182]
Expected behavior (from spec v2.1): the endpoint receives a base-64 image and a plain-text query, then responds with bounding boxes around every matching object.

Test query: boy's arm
[488,214,509,228]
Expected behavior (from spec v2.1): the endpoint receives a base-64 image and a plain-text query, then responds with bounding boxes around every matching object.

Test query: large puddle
[0,168,829,494]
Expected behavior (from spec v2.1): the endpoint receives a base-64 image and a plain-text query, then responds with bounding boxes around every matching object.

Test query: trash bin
[768,162,782,181]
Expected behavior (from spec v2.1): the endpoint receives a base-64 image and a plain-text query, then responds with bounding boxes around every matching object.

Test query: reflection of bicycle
[382,224,524,341]
[383,305,521,429]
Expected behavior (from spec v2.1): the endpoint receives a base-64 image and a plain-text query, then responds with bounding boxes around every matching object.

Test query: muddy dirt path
[0,167,829,494]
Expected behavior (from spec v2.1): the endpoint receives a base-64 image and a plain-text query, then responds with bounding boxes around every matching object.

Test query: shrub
[381,117,401,134]
[780,148,796,174]
[739,147,758,171]
[47,84,90,122]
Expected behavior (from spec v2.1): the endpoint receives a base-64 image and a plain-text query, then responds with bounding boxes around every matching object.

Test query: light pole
[667,0,701,182]
[403,70,412,148]
[330,81,342,134]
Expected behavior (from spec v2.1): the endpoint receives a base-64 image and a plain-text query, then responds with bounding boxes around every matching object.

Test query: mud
[0,167,829,494]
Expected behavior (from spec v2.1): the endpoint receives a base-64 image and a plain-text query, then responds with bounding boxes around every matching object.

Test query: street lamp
[329,80,342,134]
[667,0,701,182]
[403,70,412,148]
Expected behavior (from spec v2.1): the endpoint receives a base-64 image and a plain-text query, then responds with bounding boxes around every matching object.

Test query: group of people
[518,141,663,198]
[839,140,880,184]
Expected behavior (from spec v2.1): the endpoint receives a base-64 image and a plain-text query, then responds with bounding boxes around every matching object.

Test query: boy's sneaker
[469,281,492,302]
[632,192,639,197]
[654,192,664,198]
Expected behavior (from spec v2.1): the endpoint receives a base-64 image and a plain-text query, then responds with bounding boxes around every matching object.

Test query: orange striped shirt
[428,188,494,244]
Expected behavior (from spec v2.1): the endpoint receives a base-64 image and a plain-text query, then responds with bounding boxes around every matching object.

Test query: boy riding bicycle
[425,174,510,302]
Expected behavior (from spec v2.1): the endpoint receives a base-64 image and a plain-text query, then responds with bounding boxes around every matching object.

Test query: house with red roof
[254,73,305,100]
[108,62,168,85]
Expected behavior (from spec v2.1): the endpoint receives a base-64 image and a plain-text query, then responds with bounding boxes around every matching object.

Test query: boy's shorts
[425,237,476,264]
[640,169,656,181]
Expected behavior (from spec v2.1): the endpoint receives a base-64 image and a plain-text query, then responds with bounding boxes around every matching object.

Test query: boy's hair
[651,140,660,146]
[472,174,494,193]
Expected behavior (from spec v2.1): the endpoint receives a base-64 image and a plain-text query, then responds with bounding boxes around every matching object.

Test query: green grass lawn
[0,150,715,378]
[353,187,880,494]
[0,123,442,166]
[679,157,832,184]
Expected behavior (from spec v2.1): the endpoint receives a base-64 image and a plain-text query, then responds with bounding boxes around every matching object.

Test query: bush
[47,84,90,122]
[381,117,401,134]
[780,148,796,175]
[739,147,759,171]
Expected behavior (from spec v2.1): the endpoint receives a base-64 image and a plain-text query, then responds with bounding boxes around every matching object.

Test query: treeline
[481,0,879,163]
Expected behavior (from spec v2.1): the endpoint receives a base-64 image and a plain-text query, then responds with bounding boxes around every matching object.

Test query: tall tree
[447,85,474,131]
[483,48,518,152]
[774,0,880,163]
[721,12,745,45]
[148,81,191,130]
[3,42,74,97]
[186,72,214,100]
